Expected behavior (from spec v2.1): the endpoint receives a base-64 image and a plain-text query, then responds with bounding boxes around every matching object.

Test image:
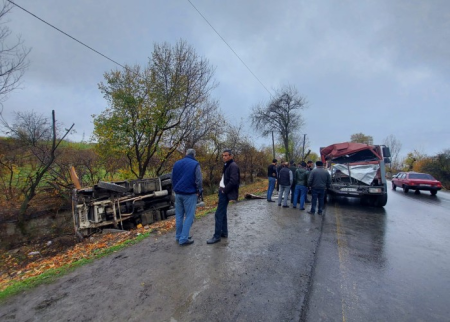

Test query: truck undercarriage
[72,174,175,239]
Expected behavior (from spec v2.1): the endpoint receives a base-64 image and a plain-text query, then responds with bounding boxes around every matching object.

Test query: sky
[2,0,450,158]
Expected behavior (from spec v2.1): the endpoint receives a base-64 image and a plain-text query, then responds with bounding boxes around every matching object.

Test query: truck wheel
[327,192,335,203]
[392,183,396,190]
[431,190,438,196]
[98,181,129,193]
[403,186,409,193]
[374,194,388,207]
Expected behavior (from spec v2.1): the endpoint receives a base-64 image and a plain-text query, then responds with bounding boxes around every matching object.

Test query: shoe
[282,205,289,208]
[307,211,315,215]
[176,236,192,242]
[292,206,297,209]
[318,212,323,215]
[278,204,281,206]
[267,200,275,203]
[300,208,305,210]
[180,239,194,246]
[221,234,228,238]
[207,237,221,244]
[305,200,311,203]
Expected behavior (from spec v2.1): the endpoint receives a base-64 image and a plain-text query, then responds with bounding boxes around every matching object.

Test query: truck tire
[403,186,409,193]
[98,181,129,193]
[373,194,388,207]
[431,190,438,196]
[392,182,396,190]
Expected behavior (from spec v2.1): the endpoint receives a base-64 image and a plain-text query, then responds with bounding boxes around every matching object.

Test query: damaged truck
[71,168,176,239]
[320,142,391,207]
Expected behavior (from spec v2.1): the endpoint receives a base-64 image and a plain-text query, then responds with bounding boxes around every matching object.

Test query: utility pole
[272,131,275,159]
[302,134,306,161]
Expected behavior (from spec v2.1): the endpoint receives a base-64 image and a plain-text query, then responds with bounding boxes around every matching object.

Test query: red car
[392,172,442,195]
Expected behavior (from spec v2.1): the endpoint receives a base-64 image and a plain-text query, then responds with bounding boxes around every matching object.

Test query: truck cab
[320,142,391,207]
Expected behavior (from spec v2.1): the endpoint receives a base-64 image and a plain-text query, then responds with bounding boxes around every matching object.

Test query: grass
[0,230,155,301]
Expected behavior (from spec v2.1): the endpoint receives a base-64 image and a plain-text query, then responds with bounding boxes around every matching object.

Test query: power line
[7,0,127,70]
[187,0,273,97]
[8,0,273,98]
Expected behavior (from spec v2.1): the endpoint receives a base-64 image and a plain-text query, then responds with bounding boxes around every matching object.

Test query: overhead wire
[187,0,273,97]
[7,0,127,70]
[8,0,272,98]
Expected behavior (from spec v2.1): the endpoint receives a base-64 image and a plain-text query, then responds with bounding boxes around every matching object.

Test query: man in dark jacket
[172,149,203,246]
[293,161,309,210]
[289,161,297,203]
[278,162,293,207]
[267,159,278,202]
[207,149,240,244]
[307,161,331,215]
[305,160,314,203]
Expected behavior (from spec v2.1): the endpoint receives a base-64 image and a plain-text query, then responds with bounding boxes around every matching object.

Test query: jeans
[293,185,308,209]
[175,193,197,244]
[310,188,326,214]
[214,191,230,239]
[278,185,291,206]
[267,177,276,201]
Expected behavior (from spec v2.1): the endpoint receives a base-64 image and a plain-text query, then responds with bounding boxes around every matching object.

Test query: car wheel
[431,190,438,196]
[392,183,396,190]
[403,186,409,193]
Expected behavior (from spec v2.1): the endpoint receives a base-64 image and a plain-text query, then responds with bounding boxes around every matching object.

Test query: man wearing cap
[307,161,331,215]
[278,162,293,207]
[172,149,203,246]
[293,161,309,210]
[267,159,278,202]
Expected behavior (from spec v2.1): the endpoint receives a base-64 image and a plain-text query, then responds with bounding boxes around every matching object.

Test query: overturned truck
[71,172,175,239]
[320,142,391,207]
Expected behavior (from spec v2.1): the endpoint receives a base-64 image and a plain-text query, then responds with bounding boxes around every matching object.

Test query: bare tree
[0,1,30,102]
[0,110,74,225]
[251,85,307,161]
[289,132,311,162]
[383,134,402,173]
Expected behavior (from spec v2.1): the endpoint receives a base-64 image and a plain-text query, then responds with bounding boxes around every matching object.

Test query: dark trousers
[310,188,326,214]
[290,183,296,202]
[214,192,230,239]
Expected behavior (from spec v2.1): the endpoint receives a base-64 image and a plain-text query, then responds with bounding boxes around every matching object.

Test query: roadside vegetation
[0,179,267,300]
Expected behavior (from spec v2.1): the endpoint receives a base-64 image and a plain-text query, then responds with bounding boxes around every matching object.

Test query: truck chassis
[72,174,174,238]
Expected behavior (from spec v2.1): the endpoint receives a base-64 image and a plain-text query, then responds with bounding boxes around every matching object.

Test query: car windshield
[409,173,434,180]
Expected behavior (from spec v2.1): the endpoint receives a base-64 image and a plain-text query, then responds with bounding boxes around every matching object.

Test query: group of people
[267,159,331,215]
[171,149,240,246]
[171,149,330,247]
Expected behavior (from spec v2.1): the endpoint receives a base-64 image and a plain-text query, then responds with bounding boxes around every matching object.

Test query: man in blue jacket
[172,149,203,246]
[207,149,240,244]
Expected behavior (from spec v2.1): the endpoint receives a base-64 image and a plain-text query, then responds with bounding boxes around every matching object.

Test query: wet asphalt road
[306,184,450,321]
[0,195,322,322]
[1,186,449,321]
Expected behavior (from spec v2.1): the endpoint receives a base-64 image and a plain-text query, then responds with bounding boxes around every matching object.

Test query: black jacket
[222,159,240,200]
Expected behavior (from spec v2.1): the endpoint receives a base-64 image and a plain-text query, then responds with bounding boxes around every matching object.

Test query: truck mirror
[382,147,391,157]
